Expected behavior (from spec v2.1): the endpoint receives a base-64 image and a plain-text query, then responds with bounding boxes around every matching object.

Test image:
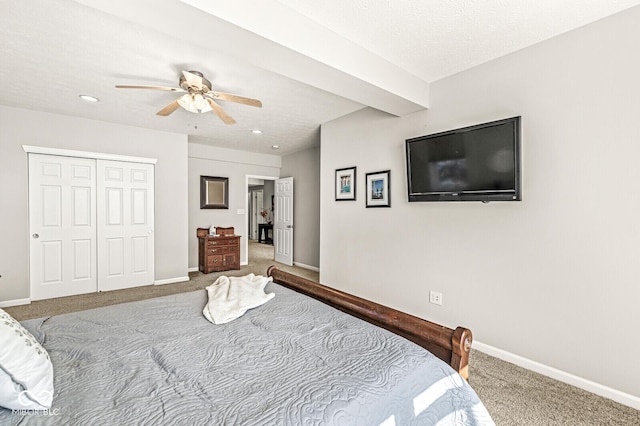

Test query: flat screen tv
[405,116,521,202]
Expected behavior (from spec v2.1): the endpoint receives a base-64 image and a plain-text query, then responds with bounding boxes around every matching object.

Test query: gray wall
[320,9,640,399]
[281,146,320,269]
[0,106,189,303]
[263,180,274,219]
[188,143,280,268]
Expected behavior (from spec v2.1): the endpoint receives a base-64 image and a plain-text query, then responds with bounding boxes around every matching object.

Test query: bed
[0,267,493,425]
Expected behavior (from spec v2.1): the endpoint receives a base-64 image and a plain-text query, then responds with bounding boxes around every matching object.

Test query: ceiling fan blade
[156,100,181,116]
[182,71,204,90]
[210,91,262,108]
[206,98,236,125]
[115,84,185,92]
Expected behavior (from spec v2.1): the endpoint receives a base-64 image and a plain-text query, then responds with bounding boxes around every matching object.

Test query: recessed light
[271,145,280,149]
[252,129,262,134]
[79,95,100,102]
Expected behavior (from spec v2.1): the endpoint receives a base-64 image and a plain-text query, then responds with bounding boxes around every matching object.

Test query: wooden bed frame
[267,266,473,380]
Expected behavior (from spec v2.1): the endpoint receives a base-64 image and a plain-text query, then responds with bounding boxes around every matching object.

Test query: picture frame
[335,166,357,201]
[200,176,229,209]
[365,170,391,208]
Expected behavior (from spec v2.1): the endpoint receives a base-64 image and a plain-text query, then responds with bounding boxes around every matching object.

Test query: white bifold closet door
[97,160,154,292]
[29,154,155,300]
[28,154,98,300]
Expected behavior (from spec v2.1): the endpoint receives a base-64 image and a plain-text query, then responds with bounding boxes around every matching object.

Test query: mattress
[1,281,493,425]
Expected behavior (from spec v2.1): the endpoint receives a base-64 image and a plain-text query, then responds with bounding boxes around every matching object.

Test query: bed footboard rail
[267,266,472,380]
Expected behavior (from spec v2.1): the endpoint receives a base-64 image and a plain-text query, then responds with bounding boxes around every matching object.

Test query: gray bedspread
[1,281,494,425]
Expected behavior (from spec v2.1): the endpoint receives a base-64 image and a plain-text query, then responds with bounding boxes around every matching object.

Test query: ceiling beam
[74,0,429,116]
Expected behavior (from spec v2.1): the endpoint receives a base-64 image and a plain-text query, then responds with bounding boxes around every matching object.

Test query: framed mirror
[200,176,229,209]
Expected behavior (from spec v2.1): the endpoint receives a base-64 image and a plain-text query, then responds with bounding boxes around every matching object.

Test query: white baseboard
[293,262,320,272]
[188,267,199,272]
[154,276,189,286]
[0,298,31,308]
[473,340,640,410]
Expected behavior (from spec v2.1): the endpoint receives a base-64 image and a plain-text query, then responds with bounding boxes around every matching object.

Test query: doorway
[246,176,276,265]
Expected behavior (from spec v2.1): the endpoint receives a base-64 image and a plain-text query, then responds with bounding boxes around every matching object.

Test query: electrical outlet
[429,291,443,306]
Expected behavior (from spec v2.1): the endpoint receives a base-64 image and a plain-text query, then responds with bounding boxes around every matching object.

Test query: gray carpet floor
[5,241,639,425]
[6,241,318,321]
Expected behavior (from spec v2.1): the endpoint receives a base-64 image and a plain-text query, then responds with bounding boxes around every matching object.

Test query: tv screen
[406,116,521,202]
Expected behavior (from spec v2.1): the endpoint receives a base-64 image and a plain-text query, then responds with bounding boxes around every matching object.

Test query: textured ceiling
[275,0,640,81]
[0,0,363,155]
[1,0,639,155]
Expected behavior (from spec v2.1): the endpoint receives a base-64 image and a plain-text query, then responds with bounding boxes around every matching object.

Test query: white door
[274,177,294,265]
[251,189,264,240]
[29,154,97,300]
[97,160,155,291]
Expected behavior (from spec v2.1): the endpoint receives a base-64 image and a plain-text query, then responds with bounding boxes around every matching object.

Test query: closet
[27,150,155,300]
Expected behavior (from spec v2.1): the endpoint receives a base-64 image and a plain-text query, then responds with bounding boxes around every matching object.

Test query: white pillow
[0,308,54,410]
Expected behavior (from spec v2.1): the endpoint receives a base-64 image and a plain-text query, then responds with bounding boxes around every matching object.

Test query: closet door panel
[72,239,93,280]
[131,237,148,273]
[106,188,124,225]
[98,160,154,291]
[106,237,125,277]
[29,154,97,300]
[41,241,63,283]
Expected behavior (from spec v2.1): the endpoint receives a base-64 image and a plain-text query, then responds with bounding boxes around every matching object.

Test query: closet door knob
[32,233,39,239]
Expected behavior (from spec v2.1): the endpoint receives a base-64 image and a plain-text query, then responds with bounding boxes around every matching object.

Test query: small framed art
[335,167,356,201]
[365,170,390,208]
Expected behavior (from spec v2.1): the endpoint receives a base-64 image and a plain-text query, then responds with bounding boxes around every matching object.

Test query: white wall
[188,143,280,268]
[0,106,189,302]
[320,8,640,401]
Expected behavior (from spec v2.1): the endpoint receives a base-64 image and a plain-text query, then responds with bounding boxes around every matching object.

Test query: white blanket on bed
[203,274,275,324]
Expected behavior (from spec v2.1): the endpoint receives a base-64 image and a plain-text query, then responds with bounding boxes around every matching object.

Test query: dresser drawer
[207,253,238,268]
[208,245,237,255]
[222,253,238,266]
[207,255,224,267]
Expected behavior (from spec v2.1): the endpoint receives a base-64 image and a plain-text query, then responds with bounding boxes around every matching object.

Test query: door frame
[244,174,278,264]
[23,145,157,166]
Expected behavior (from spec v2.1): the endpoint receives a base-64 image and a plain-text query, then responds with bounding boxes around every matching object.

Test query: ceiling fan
[116,70,262,125]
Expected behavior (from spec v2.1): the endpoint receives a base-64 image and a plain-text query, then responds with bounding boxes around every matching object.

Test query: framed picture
[335,166,356,201]
[200,176,229,209]
[365,170,390,208]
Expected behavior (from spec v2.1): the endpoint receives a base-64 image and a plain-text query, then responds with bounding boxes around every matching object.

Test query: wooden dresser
[197,227,241,273]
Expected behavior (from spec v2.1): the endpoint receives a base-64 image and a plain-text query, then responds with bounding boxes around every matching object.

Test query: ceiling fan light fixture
[193,94,210,112]
[116,70,261,124]
[177,93,212,113]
